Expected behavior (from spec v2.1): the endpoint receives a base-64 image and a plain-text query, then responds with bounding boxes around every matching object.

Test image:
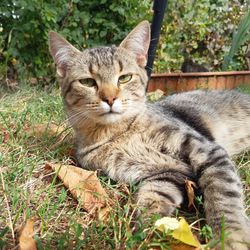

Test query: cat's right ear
[48,31,80,77]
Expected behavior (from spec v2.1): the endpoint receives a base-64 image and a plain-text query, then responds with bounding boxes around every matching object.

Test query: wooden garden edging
[148,71,250,94]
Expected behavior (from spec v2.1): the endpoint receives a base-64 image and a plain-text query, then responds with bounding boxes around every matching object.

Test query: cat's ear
[48,31,80,77]
[120,21,150,67]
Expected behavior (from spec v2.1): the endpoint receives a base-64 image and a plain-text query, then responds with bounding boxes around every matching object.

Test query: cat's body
[49,21,250,249]
[160,90,250,156]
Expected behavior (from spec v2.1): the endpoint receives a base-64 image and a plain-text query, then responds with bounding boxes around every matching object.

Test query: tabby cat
[49,21,250,249]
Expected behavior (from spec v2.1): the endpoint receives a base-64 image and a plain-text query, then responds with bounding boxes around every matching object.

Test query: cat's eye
[79,78,97,88]
[118,74,132,84]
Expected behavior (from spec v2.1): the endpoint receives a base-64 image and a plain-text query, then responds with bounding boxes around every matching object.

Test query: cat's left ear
[120,21,150,67]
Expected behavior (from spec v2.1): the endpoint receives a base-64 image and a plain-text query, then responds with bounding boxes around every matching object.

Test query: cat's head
[49,21,150,126]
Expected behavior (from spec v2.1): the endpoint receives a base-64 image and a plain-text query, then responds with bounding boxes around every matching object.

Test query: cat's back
[156,90,250,156]
[159,90,250,114]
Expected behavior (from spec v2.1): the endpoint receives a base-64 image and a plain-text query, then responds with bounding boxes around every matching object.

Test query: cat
[49,21,250,249]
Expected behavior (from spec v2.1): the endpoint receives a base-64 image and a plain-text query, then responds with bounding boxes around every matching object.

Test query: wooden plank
[213,76,226,90]
[147,72,250,93]
[151,71,250,78]
[225,76,236,89]
[196,77,209,89]
[207,76,217,89]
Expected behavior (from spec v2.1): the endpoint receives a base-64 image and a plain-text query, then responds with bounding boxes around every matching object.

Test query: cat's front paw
[136,182,181,217]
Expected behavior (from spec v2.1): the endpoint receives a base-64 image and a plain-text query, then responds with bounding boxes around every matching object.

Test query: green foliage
[222,9,250,70]
[0,0,151,84]
[155,0,249,72]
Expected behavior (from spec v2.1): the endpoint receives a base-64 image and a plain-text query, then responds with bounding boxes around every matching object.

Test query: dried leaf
[19,219,37,250]
[171,243,199,250]
[147,89,165,102]
[24,124,66,138]
[3,130,10,143]
[29,78,38,85]
[24,124,74,156]
[155,217,201,248]
[47,163,109,217]
[155,217,179,231]
[185,180,197,209]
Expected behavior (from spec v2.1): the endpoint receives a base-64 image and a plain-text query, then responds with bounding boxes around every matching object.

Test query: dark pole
[146,0,167,85]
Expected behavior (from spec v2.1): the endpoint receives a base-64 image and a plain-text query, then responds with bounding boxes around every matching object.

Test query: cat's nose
[102,96,117,106]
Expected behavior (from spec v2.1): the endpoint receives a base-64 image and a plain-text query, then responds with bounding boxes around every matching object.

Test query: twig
[189,218,206,229]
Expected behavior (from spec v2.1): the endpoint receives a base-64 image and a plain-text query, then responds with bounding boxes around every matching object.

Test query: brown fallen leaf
[24,124,74,157]
[185,180,197,210]
[24,124,66,138]
[47,163,110,218]
[171,243,200,250]
[19,219,37,250]
[29,77,38,85]
[3,130,10,143]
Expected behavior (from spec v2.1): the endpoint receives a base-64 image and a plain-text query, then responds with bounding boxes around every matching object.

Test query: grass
[0,84,249,249]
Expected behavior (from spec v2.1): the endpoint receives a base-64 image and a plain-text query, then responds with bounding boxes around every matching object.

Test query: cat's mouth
[100,110,122,116]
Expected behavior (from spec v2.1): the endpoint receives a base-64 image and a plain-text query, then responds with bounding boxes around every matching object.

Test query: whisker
[85,104,99,107]
[69,113,89,127]
[64,110,85,123]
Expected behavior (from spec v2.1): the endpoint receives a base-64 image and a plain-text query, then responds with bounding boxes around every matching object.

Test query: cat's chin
[97,112,124,124]
[96,109,139,124]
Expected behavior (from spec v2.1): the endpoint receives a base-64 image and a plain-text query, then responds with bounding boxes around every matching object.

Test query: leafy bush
[0,0,151,85]
[222,9,250,70]
[155,0,249,72]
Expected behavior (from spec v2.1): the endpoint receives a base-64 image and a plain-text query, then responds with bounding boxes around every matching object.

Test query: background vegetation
[0,0,250,86]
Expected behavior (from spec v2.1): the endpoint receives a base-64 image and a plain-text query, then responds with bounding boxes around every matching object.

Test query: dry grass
[0,84,249,249]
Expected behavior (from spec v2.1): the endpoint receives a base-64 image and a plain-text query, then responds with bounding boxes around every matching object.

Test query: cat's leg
[177,133,250,250]
[197,148,250,250]
[135,165,194,217]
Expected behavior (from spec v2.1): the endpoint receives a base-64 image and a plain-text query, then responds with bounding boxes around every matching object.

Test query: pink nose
[102,96,116,106]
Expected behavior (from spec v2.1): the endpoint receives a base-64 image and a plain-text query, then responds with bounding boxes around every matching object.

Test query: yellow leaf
[155,217,201,248]
[12,58,17,65]
[172,217,200,248]
[155,217,179,232]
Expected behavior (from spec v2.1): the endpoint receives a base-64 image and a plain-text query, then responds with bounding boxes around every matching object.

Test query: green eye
[118,74,132,84]
[79,78,97,87]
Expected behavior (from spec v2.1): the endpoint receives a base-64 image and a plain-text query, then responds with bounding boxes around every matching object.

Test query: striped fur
[49,21,250,249]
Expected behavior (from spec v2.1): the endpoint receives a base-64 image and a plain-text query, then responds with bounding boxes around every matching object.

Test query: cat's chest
[77,116,186,178]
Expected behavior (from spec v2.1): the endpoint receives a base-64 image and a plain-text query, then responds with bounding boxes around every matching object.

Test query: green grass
[0,84,249,249]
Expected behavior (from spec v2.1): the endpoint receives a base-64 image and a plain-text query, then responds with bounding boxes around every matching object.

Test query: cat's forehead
[83,46,135,68]
[69,46,137,79]
[87,46,117,66]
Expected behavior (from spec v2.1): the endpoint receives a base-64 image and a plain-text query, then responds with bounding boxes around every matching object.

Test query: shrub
[0,0,151,85]
[155,0,249,72]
